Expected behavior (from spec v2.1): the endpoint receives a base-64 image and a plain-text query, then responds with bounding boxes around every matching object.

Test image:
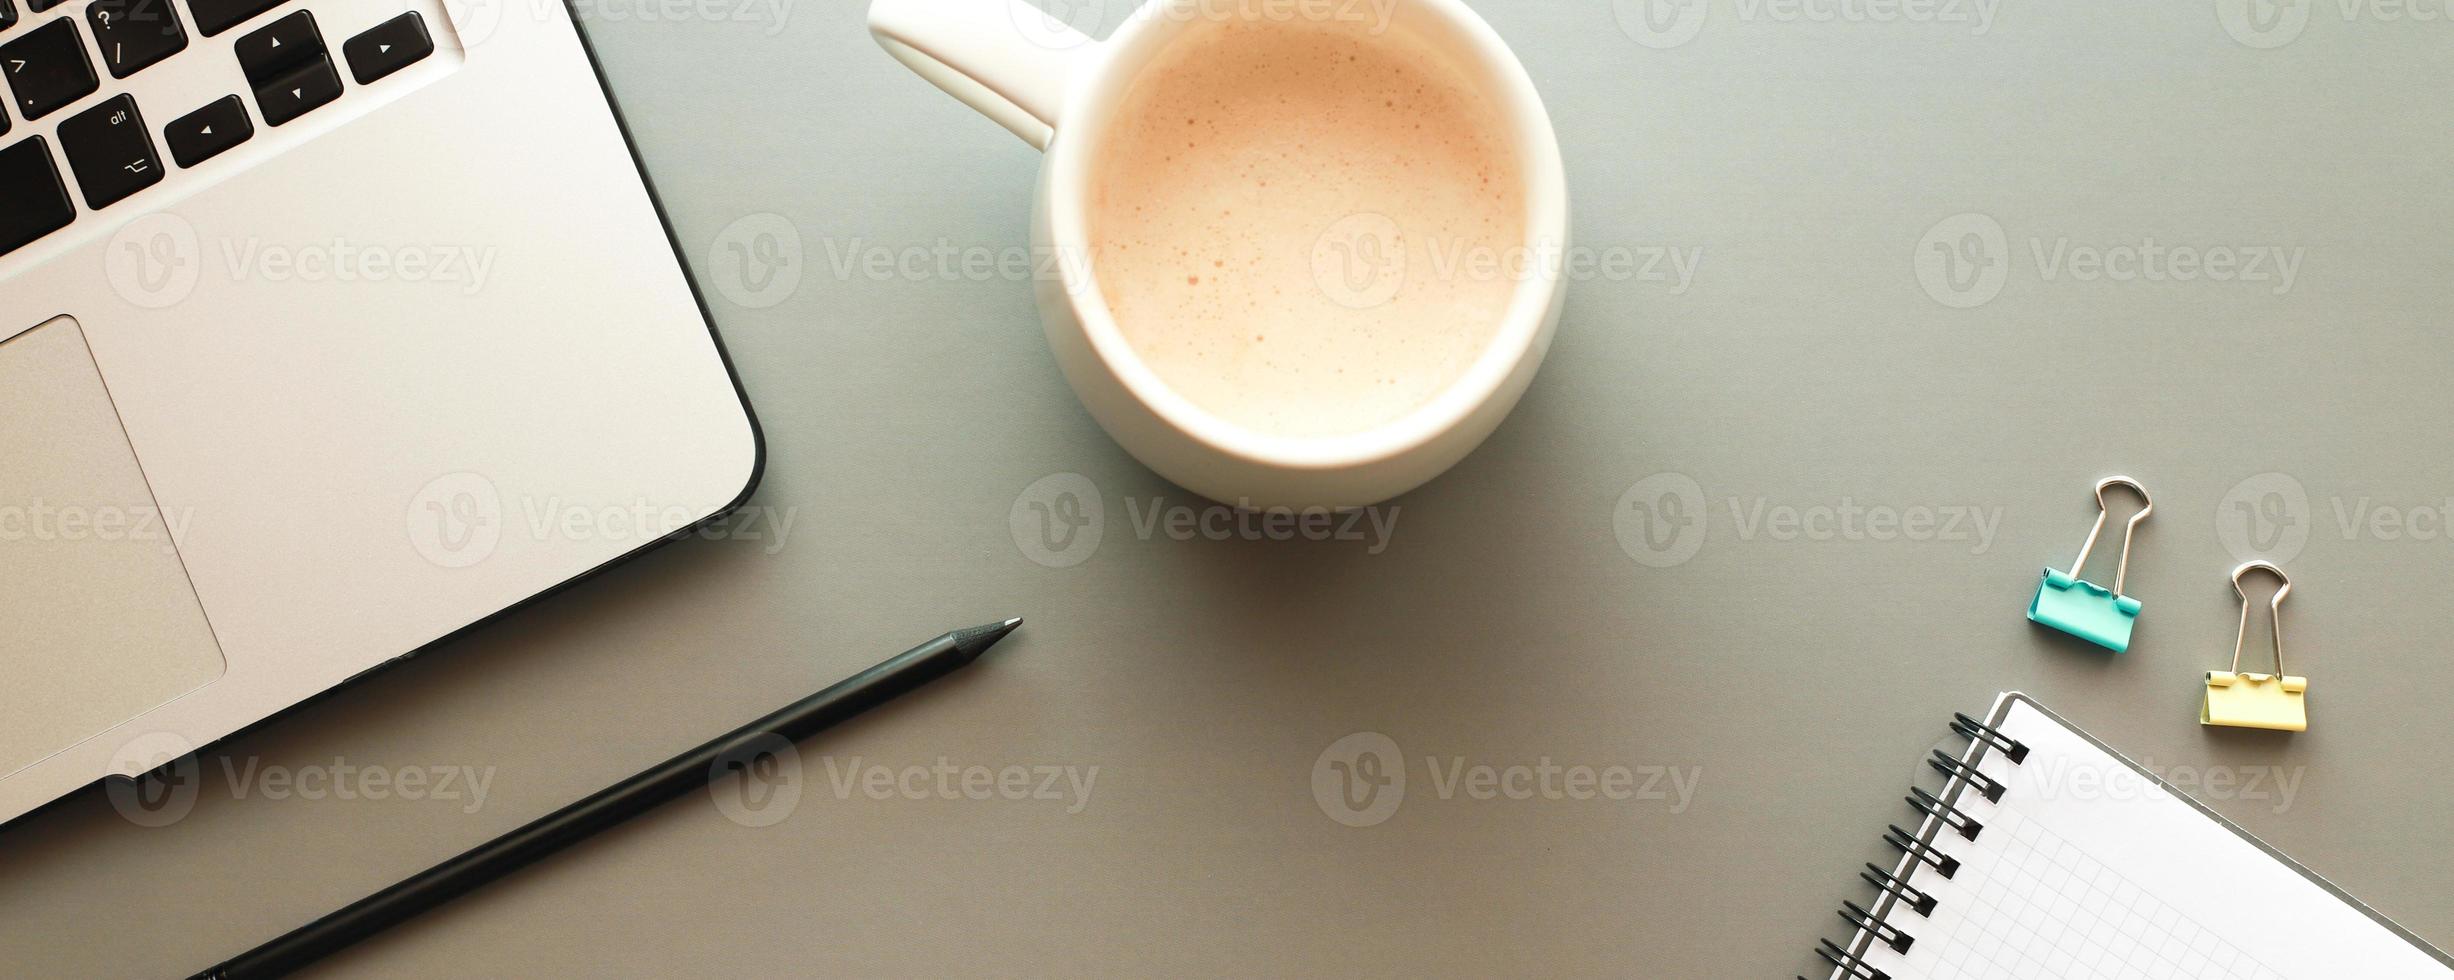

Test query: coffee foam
[1087,15,1526,441]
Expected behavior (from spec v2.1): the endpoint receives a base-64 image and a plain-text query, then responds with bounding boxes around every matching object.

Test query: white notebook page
[1843,694,2451,980]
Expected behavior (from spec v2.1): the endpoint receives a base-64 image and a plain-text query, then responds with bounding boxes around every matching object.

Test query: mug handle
[868,0,1098,151]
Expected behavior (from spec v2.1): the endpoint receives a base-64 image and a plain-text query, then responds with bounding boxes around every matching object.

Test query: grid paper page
[1923,808,2283,980]
[1843,696,2451,980]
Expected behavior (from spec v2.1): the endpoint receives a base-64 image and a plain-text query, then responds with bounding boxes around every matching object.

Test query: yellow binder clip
[2202,561,2308,732]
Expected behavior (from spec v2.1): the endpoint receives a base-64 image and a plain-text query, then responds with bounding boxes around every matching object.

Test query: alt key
[58,93,162,209]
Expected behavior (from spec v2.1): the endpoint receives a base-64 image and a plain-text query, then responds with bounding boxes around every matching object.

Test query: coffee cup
[870,0,1568,509]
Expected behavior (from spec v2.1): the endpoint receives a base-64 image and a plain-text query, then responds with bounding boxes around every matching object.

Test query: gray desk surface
[6,2,2452,977]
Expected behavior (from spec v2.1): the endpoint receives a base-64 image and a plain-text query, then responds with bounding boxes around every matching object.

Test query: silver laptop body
[0,0,761,823]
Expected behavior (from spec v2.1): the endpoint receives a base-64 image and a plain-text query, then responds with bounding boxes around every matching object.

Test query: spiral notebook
[1812,693,2454,980]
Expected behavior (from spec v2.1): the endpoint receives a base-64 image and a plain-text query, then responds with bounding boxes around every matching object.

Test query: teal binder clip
[2029,477,2153,652]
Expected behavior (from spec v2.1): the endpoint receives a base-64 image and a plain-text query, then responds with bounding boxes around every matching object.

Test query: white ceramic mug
[869,0,1568,509]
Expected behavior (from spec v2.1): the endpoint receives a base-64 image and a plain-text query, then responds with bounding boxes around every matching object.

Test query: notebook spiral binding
[1797,712,2032,980]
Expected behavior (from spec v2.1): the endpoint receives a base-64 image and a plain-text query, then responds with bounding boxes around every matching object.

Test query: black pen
[193,618,1025,979]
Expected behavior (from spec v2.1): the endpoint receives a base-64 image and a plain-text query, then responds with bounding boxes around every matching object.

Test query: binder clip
[2203,561,2309,732]
[2028,477,2152,652]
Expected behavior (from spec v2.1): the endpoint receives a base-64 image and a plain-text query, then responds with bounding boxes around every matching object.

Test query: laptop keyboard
[0,0,434,259]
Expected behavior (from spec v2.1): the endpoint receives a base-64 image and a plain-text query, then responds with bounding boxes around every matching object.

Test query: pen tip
[952,618,1025,659]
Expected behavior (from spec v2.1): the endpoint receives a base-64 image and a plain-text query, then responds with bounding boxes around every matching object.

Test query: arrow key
[165,94,250,166]
[253,54,338,126]
[344,11,429,84]
[234,9,321,86]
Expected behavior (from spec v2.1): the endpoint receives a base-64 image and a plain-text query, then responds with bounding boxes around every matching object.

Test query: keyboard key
[1,0,18,34]
[164,94,248,166]
[236,11,337,125]
[87,0,188,79]
[234,9,319,83]
[59,94,161,208]
[188,0,282,36]
[254,57,337,126]
[0,136,75,257]
[343,11,428,84]
[2,19,97,120]
[27,0,58,12]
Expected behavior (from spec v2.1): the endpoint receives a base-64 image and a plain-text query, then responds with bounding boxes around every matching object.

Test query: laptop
[0,0,761,824]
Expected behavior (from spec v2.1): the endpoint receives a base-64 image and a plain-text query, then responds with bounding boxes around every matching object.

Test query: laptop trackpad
[0,317,225,777]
